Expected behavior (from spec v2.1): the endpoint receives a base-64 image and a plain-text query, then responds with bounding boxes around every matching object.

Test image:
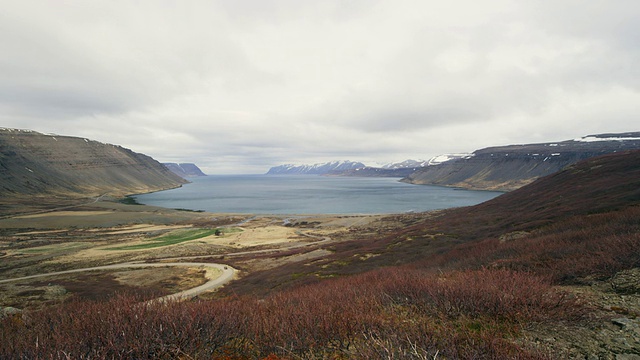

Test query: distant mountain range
[265,157,470,176]
[330,154,473,178]
[268,132,640,191]
[0,128,187,199]
[380,159,429,169]
[163,163,207,178]
[381,154,471,169]
[266,160,366,175]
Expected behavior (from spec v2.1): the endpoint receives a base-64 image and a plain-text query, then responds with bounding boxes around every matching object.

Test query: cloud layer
[2,0,638,173]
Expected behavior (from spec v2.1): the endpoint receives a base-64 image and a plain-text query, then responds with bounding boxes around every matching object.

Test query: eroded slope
[0,128,186,199]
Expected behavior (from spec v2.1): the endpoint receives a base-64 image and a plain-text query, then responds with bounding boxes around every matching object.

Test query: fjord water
[134,175,503,214]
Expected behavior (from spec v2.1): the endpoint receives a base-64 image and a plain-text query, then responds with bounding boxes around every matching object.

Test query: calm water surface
[134,175,503,214]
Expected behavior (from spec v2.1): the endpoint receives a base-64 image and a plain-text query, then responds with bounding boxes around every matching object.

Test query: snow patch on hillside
[575,136,640,142]
[267,160,366,175]
[427,153,473,166]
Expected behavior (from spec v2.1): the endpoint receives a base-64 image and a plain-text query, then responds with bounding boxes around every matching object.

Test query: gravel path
[0,262,236,300]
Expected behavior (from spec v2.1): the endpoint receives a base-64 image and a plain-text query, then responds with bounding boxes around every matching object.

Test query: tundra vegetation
[1,150,639,359]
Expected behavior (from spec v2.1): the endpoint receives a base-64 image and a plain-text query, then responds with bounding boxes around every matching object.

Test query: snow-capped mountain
[425,153,474,166]
[381,159,429,169]
[574,133,640,142]
[382,154,473,169]
[266,160,366,175]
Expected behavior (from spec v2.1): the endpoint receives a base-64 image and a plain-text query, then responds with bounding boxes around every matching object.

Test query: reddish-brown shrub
[1,267,572,359]
[423,206,640,284]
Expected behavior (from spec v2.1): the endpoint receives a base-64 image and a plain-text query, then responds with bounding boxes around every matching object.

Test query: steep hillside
[400,149,640,254]
[0,128,187,199]
[402,132,640,191]
[163,163,207,178]
[423,149,640,244]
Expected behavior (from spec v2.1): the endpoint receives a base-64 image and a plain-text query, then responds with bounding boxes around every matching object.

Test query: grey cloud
[349,105,491,133]
[0,1,271,119]
[1,0,638,173]
[525,1,640,47]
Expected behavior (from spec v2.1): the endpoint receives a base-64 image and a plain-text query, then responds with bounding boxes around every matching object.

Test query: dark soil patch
[15,289,46,297]
[33,272,171,301]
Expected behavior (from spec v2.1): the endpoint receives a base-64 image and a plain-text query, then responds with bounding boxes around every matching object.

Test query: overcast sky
[1,1,638,174]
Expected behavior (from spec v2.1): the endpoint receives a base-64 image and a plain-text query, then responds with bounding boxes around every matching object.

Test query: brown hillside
[403,134,640,191]
[438,149,640,238]
[0,129,186,200]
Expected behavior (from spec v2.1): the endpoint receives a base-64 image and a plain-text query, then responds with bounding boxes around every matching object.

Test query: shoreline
[131,175,503,215]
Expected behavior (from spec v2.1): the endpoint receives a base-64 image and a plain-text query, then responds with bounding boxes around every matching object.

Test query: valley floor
[1,199,639,358]
[0,199,380,308]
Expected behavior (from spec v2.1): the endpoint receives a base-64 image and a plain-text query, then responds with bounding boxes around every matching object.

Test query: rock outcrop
[0,128,187,198]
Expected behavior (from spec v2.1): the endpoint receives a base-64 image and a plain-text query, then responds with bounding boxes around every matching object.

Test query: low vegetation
[2,151,639,358]
[117,196,142,206]
[4,203,636,358]
[1,268,582,359]
[427,206,640,283]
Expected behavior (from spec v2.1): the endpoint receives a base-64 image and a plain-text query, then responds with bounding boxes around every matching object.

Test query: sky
[1,1,638,174]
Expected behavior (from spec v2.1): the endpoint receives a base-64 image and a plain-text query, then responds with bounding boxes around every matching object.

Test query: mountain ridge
[401,132,640,191]
[0,128,187,199]
[268,156,470,177]
[329,154,473,178]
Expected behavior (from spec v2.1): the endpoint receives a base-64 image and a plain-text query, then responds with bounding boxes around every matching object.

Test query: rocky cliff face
[402,133,640,191]
[163,163,207,178]
[0,128,187,198]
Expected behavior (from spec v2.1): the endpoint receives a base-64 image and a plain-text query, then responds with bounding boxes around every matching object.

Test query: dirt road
[0,262,236,300]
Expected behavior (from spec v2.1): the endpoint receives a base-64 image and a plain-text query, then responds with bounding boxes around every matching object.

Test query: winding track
[0,226,333,301]
[0,262,236,301]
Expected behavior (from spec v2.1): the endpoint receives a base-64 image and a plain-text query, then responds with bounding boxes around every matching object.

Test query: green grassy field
[107,228,241,250]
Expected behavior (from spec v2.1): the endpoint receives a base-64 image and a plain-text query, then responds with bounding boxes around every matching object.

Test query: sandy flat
[201,226,302,248]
